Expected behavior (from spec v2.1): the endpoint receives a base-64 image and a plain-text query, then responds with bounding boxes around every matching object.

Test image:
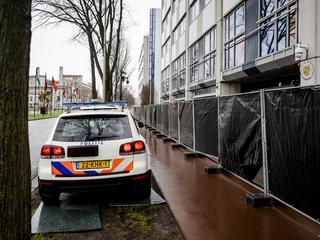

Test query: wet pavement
[29,118,57,179]
[144,129,320,240]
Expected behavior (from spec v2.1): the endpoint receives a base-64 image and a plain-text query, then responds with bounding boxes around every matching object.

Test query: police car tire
[40,195,60,204]
[39,189,60,204]
[138,186,151,199]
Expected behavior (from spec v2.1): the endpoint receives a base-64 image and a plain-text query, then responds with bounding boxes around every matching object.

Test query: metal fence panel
[156,105,161,131]
[219,93,262,183]
[151,105,156,129]
[194,97,218,157]
[169,103,179,140]
[265,88,320,221]
[145,105,150,125]
[179,101,193,149]
[162,104,169,136]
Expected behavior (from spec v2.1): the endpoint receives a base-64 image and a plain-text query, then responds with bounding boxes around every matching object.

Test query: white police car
[38,102,151,203]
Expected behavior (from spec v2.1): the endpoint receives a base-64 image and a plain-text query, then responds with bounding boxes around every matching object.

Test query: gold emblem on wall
[302,62,313,80]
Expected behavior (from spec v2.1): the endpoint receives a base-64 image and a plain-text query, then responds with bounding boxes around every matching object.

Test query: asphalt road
[29,118,57,180]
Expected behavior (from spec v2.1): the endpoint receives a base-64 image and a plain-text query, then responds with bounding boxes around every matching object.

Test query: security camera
[295,47,304,59]
[295,44,308,61]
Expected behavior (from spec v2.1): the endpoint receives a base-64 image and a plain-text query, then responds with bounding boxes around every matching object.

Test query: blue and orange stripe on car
[51,158,134,176]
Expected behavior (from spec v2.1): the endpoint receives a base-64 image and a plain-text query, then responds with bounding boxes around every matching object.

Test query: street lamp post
[119,71,129,101]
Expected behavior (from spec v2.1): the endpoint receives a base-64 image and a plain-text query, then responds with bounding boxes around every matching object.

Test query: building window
[190,0,200,23]
[172,16,186,44]
[190,28,216,84]
[260,0,297,57]
[224,4,245,70]
[161,38,170,57]
[161,67,170,95]
[204,0,212,6]
[172,53,186,89]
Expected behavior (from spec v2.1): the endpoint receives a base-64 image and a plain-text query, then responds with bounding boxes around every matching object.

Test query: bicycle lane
[145,129,320,240]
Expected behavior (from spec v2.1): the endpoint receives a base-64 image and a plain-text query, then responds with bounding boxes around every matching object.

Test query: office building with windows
[160,0,320,101]
[138,35,150,100]
[149,8,162,104]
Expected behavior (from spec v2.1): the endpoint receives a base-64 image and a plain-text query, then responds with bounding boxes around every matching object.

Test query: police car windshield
[53,115,132,142]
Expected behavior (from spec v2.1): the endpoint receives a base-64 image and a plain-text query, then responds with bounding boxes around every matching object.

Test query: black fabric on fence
[158,105,164,133]
[142,106,146,123]
[194,97,218,157]
[145,106,150,125]
[169,104,179,140]
[149,105,152,126]
[162,104,169,136]
[179,101,193,149]
[151,106,156,129]
[156,105,161,131]
[219,93,262,181]
[266,88,320,221]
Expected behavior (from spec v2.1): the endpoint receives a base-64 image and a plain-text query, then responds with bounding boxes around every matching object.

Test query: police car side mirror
[137,121,145,128]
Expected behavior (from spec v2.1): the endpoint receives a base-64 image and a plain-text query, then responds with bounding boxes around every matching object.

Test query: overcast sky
[29,0,161,97]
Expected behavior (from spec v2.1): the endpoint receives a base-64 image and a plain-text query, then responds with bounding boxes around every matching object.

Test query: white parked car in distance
[38,102,151,204]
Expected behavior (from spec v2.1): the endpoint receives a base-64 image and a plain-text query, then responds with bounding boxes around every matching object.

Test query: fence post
[260,89,269,196]
[168,104,171,138]
[192,99,196,151]
[178,101,181,142]
[217,97,221,164]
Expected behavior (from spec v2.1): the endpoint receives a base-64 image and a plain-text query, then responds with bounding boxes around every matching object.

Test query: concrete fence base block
[171,143,184,148]
[162,138,174,143]
[184,152,205,158]
[204,165,224,174]
[155,133,165,138]
[152,130,160,134]
[246,193,273,207]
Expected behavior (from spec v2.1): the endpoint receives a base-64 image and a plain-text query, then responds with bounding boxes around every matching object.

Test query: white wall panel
[179,0,186,19]
[202,1,216,33]
[172,42,177,60]
[178,33,186,56]
[189,20,198,46]
[223,0,242,16]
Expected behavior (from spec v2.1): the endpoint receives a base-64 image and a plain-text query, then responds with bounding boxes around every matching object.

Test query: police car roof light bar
[63,101,128,107]
[63,101,128,112]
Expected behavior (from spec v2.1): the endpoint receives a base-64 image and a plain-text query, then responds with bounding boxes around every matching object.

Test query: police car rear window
[53,115,132,142]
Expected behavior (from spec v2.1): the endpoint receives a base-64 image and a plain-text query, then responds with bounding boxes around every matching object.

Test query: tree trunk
[89,42,97,99]
[0,0,32,239]
[105,71,113,102]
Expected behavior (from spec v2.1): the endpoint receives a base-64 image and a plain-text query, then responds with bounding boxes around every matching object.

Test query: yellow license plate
[76,160,110,170]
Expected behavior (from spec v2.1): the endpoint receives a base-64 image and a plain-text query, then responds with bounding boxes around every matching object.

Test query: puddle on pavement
[32,189,165,234]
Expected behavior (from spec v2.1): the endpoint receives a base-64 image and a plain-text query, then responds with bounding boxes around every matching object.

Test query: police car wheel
[137,185,151,199]
[131,180,151,199]
[40,194,60,204]
[39,188,60,204]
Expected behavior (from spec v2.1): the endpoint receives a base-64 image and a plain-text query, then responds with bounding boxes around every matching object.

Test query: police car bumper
[38,170,151,195]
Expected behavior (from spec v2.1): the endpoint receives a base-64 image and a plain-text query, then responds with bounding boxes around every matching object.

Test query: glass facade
[190,28,216,84]
[172,53,186,90]
[149,9,156,83]
[161,67,170,94]
[260,0,297,57]
[224,4,245,70]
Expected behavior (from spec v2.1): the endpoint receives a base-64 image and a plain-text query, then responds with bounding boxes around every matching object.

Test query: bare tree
[139,84,150,106]
[33,0,124,101]
[122,86,135,107]
[0,0,32,239]
[113,37,131,100]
